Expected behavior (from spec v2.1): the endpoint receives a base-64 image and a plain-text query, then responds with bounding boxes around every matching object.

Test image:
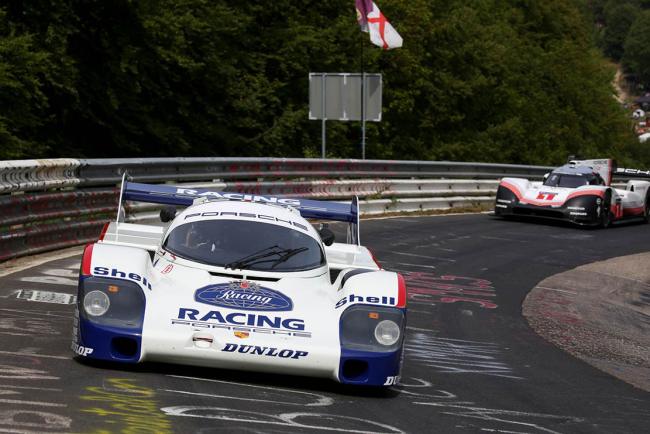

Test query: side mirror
[160,206,177,223]
[318,224,335,246]
[543,173,550,181]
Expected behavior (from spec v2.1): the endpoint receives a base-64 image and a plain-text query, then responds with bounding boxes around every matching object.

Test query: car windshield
[163,219,325,272]
[543,174,589,188]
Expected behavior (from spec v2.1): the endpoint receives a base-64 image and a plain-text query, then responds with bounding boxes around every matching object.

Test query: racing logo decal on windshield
[194,280,293,311]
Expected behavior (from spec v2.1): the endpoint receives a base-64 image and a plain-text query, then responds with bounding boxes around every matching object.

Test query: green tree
[0,8,52,158]
[0,0,641,166]
[1,1,80,157]
[601,1,639,60]
[623,10,650,88]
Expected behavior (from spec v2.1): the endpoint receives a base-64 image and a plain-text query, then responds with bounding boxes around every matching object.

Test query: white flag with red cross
[355,0,403,50]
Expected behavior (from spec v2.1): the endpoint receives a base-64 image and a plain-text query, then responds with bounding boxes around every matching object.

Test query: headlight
[78,277,145,328]
[340,305,404,352]
[374,320,400,346]
[84,290,110,316]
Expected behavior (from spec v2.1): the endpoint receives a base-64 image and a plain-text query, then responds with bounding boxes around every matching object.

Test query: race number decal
[536,192,557,201]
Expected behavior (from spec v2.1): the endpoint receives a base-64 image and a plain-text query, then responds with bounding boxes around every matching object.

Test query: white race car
[495,159,650,227]
[72,180,406,387]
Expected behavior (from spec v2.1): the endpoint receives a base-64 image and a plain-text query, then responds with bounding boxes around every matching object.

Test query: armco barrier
[0,157,554,263]
[75,158,552,186]
[0,159,81,193]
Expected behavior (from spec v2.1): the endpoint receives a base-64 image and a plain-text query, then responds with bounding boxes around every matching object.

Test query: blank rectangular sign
[309,73,382,121]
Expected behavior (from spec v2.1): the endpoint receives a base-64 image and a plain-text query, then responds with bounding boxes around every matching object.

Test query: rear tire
[644,192,650,223]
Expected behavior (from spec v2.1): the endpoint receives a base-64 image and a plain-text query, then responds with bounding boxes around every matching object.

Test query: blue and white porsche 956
[72,180,406,386]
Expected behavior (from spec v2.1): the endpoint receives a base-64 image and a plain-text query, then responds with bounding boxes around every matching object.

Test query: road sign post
[309,73,382,159]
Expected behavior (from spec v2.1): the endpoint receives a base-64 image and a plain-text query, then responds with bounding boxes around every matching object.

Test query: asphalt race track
[1,213,650,433]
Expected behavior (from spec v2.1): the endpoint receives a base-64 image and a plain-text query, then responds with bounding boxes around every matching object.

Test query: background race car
[73,179,406,387]
[494,159,650,227]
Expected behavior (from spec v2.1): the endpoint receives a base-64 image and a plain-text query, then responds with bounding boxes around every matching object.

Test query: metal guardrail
[0,158,553,263]
[0,158,553,193]
[0,159,81,193]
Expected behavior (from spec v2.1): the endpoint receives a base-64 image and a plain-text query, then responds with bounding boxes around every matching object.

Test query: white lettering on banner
[175,188,301,206]
[14,290,76,305]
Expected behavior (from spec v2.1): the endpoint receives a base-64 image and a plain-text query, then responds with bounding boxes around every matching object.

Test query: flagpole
[321,73,326,159]
[360,32,366,160]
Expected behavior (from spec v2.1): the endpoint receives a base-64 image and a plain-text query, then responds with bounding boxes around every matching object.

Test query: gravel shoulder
[523,252,650,391]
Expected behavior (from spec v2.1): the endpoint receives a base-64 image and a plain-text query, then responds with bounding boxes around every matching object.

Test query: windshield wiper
[224,246,308,270]
[224,245,279,269]
[270,247,308,269]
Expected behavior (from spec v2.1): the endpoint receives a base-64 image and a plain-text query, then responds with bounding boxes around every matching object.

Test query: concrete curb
[523,252,650,391]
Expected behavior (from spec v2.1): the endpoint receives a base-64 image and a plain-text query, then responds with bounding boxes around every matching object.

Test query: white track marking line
[0,351,68,360]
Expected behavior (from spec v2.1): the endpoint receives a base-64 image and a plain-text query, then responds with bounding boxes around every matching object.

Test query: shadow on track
[73,356,401,399]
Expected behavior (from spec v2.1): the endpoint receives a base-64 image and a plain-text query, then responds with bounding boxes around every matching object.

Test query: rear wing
[118,180,361,245]
[614,167,650,179]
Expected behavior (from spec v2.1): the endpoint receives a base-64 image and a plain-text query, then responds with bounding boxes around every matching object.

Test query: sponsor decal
[195,280,293,311]
[92,266,153,290]
[176,188,301,207]
[234,331,250,339]
[172,308,311,337]
[177,307,303,329]
[221,343,308,359]
[183,211,309,231]
[71,342,94,357]
[161,264,174,274]
[617,168,650,176]
[383,375,400,386]
[157,250,177,261]
[171,319,311,337]
[335,294,396,309]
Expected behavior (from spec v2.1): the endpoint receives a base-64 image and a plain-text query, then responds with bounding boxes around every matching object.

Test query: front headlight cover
[79,277,146,328]
[374,320,401,346]
[340,305,404,352]
[84,290,110,316]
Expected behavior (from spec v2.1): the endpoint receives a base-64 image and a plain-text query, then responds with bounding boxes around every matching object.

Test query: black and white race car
[494,159,650,227]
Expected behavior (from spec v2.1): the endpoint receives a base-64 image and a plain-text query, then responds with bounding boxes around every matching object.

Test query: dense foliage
[622,11,650,88]
[593,0,650,87]
[0,0,641,165]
